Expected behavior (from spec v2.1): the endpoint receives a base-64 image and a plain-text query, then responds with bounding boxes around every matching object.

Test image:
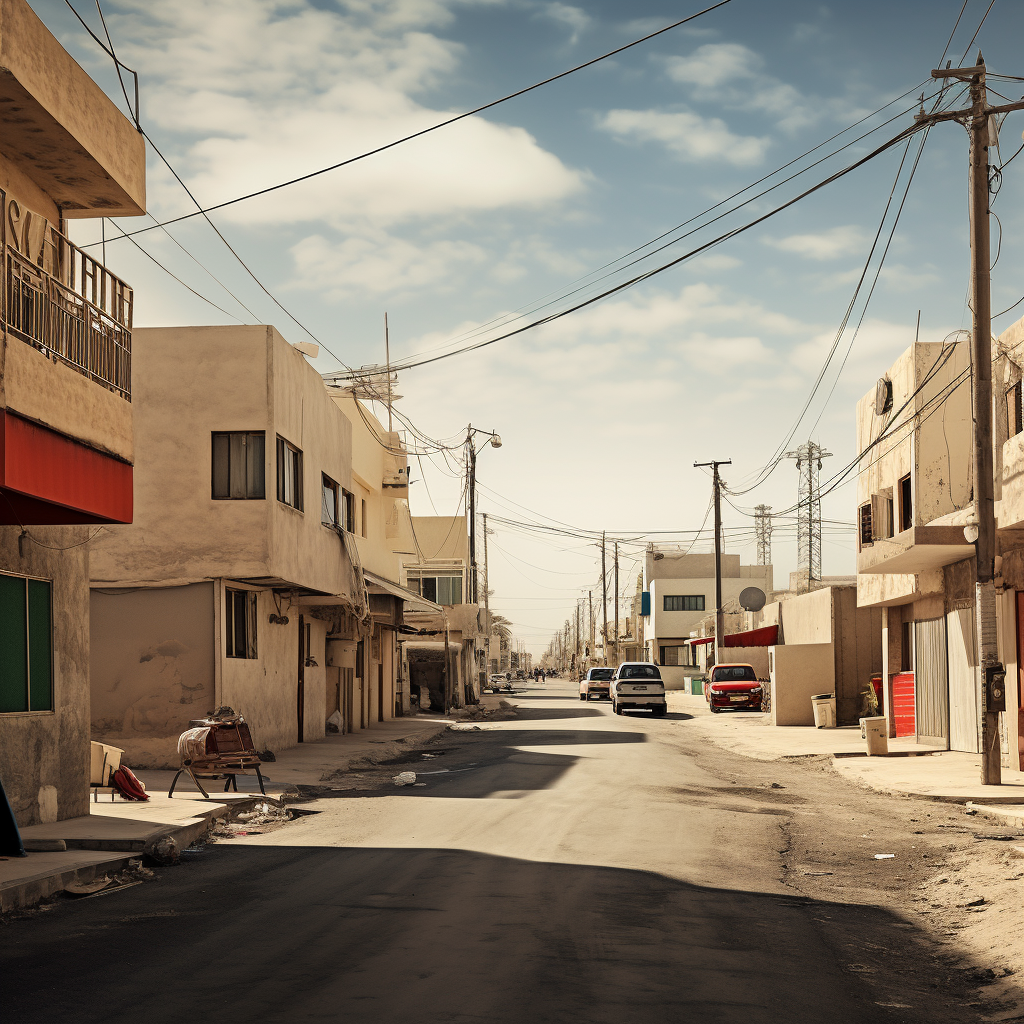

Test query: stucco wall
[90,326,355,601]
[0,525,90,827]
[648,571,771,641]
[90,583,215,769]
[769,643,835,727]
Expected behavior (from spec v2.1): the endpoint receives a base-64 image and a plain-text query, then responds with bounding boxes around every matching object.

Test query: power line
[77,1,734,247]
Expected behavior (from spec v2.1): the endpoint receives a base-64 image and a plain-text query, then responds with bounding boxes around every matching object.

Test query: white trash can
[811,693,836,728]
[860,716,889,756]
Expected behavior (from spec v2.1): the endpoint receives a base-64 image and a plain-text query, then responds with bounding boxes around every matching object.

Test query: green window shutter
[0,575,28,712]
[27,579,52,712]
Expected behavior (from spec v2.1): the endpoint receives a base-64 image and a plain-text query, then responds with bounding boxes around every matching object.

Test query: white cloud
[598,109,769,166]
[766,225,867,261]
[539,3,590,43]
[289,231,485,299]
[101,0,584,229]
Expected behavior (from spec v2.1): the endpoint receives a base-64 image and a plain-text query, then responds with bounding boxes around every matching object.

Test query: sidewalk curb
[317,723,451,781]
[1,794,272,913]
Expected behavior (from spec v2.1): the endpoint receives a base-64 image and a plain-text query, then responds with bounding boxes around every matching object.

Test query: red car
[705,663,764,713]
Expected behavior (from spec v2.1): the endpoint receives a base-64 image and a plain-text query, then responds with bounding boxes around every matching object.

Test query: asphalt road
[2,680,1004,1023]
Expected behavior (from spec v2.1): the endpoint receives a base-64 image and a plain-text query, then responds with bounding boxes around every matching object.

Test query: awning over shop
[362,569,442,614]
[723,625,779,648]
[684,636,715,647]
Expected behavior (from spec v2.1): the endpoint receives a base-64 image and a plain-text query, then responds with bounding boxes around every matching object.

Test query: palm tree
[490,614,513,644]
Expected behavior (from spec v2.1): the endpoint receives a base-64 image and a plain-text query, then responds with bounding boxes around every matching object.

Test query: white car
[610,662,667,716]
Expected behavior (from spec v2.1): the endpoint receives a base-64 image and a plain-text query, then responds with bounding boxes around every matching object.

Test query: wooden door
[947,606,979,753]
[297,614,305,743]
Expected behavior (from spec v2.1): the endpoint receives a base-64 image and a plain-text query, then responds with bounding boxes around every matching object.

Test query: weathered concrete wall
[0,525,90,827]
[778,588,833,645]
[833,588,883,725]
[409,516,469,562]
[769,643,835,727]
[721,647,770,679]
[90,583,215,769]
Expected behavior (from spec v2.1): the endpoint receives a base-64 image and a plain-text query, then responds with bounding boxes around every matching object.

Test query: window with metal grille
[663,595,704,612]
[225,588,258,659]
[276,437,303,511]
[859,503,873,549]
[0,573,52,713]
[212,432,265,499]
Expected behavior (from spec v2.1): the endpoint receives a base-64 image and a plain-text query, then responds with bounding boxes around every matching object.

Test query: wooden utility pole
[694,459,732,666]
[601,532,608,666]
[588,589,594,657]
[613,541,620,667]
[918,54,1024,785]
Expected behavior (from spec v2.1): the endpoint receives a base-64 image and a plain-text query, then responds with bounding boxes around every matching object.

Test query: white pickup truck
[610,662,667,716]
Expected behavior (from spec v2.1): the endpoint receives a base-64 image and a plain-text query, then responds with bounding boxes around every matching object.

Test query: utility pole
[694,460,731,666]
[466,425,477,605]
[613,541,620,668]
[576,600,582,675]
[601,532,608,666]
[783,442,831,593]
[754,504,773,566]
[588,590,594,656]
[482,512,490,675]
[383,312,394,434]
[917,54,1024,786]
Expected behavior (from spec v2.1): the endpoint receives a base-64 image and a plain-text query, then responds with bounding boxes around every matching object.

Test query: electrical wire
[78,1,734,246]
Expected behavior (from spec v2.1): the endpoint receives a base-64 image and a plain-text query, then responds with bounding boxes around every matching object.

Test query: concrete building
[393,514,486,710]
[855,336,1014,757]
[88,326,430,768]
[0,0,146,826]
[641,547,773,689]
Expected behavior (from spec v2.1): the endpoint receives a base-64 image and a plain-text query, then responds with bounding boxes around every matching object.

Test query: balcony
[857,525,974,575]
[5,226,132,400]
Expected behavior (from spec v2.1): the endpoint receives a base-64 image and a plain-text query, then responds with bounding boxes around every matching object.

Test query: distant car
[610,662,667,716]
[488,673,512,693]
[579,667,615,701]
[705,663,764,713]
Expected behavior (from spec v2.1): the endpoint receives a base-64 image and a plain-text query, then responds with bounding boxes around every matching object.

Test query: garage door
[946,605,979,753]
[915,617,948,746]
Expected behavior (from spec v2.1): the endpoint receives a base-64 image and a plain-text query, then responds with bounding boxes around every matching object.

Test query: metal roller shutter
[915,617,949,746]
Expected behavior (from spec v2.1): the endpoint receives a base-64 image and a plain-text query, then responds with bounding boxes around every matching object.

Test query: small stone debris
[873,854,896,860]
[393,772,417,786]
[963,897,986,907]
[770,783,785,789]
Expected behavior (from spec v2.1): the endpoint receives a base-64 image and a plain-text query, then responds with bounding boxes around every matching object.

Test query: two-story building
[640,547,773,688]
[88,325,428,767]
[0,0,146,826]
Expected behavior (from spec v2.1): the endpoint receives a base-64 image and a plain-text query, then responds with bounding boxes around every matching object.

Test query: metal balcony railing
[5,232,133,400]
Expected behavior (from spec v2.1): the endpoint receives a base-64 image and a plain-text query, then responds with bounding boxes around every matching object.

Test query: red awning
[684,636,715,647]
[723,625,779,648]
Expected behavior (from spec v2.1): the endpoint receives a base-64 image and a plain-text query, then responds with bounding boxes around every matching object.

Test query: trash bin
[811,693,836,728]
[860,716,889,756]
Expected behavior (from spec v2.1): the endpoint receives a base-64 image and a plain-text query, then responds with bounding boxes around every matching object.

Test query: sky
[33,0,1024,655]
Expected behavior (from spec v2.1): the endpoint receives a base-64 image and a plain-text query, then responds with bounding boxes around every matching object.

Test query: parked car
[705,663,764,713]
[579,667,615,701]
[610,662,667,716]
[487,673,512,693]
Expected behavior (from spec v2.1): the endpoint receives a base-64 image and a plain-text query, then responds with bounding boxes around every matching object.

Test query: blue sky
[35,0,1024,652]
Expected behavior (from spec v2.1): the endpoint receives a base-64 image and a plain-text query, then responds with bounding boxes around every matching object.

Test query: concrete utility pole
[918,54,1024,786]
[601,532,609,666]
[613,541,620,667]
[466,425,477,604]
[694,460,731,666]
[482,512,490,674]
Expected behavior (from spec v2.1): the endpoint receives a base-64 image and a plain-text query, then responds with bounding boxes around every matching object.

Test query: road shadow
[1,844,1001,1024]
[510,706,605,721]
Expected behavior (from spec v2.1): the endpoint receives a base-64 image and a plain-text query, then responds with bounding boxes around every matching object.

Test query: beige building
[0,0,146,826]
[89,326,431,768]
[391,514,486,710]
[854,334,1024,766]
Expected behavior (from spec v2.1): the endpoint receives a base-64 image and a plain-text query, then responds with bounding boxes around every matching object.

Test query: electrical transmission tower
[754,505,773,566]
[783,442,831,592]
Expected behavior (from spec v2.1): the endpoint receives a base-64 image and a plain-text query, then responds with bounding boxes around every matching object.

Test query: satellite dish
[739,587,766,612]
[875,377,893,416]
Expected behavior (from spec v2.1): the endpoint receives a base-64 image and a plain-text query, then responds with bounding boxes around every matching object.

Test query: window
[898,473,913,532]
[619,665,661,680]
[414,575,463,605]
[0,573,52,713]
[712,666,757,682]
[859,503,872,549]
[212,432,265,499]
[225,589,258,659]
[1008,381,1023,438]
[663,595,704,612]
[342,489,355,532]
[901,619,914,672]
[361,498,367,538]
[322,474,339,527]
[276,437,303,511]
